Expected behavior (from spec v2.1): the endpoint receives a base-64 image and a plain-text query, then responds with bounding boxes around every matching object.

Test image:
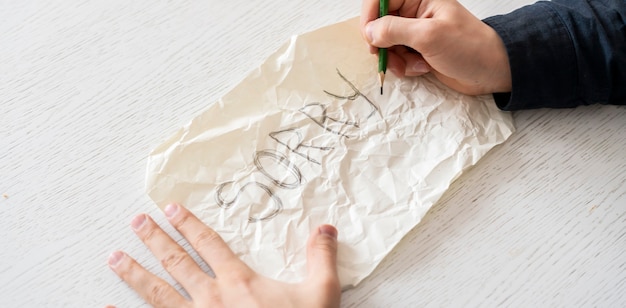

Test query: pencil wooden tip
[378,71,386,95]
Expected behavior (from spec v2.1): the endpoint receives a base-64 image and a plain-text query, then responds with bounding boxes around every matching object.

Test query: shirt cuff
[483,2,578,110]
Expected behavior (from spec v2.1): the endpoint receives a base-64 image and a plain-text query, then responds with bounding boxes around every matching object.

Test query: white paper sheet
[145,17,514,288]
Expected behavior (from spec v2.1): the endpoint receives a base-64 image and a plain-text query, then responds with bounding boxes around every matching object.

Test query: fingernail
[365,23,374,43]
[108,251,124,268]
[164,203,179,218]
[131,214,147,231]
[406,61,430,75]
[319,225,338,239]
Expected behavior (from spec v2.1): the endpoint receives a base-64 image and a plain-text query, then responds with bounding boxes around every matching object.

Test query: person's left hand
[107,203,341,308]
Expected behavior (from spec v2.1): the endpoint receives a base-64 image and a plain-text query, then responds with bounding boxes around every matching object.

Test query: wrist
[486,26,512,93]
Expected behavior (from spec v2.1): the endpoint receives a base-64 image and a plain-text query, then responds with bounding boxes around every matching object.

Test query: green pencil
[378,0,388,95]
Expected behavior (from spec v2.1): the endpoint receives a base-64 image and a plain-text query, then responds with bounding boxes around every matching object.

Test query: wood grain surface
[1,0,624,307]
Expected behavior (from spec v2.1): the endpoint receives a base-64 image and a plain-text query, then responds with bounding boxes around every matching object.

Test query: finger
[393,46,430,76]
[361,0,417,47]
[130,213,213,297]
[365,15,431,49]
[360,0,419,32]
[386,50,407,77]
[162,203,247,277]
[384,46,420,77]
[305,225,340,296]
[360,0,382,41]
[108,250,189,308]
[367,42,377,55]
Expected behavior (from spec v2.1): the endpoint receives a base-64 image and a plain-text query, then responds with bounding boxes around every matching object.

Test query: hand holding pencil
[360,0,512,96]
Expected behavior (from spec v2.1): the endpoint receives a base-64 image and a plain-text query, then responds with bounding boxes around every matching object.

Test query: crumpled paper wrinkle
[145,17,514,288]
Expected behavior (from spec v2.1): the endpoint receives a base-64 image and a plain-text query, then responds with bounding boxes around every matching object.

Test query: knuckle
[160,250,188,272]
[193,229,222,248]
[147,282,170,305]
[141,226,158,243]
[115,257,140,282]
[171,210,191,229]
[116,264,133,281]
[315,236,338,254]
[226,270,255,292]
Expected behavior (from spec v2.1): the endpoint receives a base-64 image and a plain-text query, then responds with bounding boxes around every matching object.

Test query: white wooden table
[2,0,625,307]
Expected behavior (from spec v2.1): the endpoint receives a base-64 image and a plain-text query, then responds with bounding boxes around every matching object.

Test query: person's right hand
[361,0,512,95]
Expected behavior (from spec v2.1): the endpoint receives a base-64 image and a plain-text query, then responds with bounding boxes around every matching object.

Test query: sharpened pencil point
[378,0,389,96]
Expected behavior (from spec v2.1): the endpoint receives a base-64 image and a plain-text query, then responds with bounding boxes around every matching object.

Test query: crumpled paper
[145,17,514,288]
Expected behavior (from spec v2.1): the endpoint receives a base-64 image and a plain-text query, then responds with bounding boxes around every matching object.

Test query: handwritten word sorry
[214,70,379,222]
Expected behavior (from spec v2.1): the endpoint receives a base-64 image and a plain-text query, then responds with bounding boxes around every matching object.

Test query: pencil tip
[380,87,383,95]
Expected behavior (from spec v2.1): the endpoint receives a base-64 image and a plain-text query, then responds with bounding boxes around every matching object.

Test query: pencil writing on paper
[213,69,380,222]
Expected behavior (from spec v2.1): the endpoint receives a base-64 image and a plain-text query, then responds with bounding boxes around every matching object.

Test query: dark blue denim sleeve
[483,0,626,110]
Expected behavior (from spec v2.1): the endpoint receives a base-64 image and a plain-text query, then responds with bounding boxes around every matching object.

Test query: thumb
[306,225,340,287]
[366,15,426,49]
